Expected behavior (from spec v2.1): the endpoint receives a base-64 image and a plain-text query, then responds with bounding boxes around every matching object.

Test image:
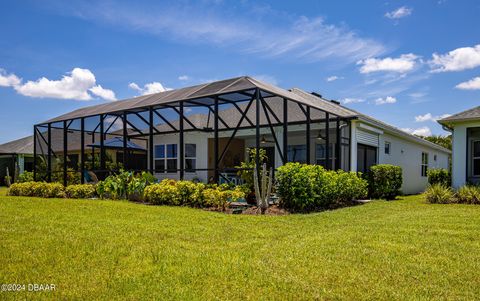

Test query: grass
[1,193,480,300]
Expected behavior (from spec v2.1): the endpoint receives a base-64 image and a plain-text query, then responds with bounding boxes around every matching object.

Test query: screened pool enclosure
[33,77,356,185]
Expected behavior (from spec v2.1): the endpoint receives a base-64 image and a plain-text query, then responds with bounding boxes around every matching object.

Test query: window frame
[472,140,480,176]
[421,152,429,177]
[154,143,178,173]
[384,141,391,155]
[184,143,197,173]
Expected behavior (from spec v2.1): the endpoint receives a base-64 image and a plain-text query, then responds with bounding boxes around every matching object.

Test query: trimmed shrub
[276,163,368,212]
[7,182,65,198]
[143,179,245,209]
[17,171,34,183]
[456,186,480,204]
[65,184,96,199]
[427,168,451,187]
[177,180,200,205]
[367,164,402,200]
[424,184,454,204]
[144,179,181,205]
[336,170,369,203]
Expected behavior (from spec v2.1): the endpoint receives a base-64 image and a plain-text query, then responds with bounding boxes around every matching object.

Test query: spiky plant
[253,163,273,214]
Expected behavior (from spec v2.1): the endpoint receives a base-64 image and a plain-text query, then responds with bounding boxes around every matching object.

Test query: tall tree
[419,135,452,150]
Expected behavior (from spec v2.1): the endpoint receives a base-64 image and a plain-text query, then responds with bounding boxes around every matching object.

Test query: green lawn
[1,193,480,300]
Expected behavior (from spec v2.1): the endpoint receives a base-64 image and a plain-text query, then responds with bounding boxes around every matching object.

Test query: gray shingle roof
[438,106,480,125]
[0,135,33,155]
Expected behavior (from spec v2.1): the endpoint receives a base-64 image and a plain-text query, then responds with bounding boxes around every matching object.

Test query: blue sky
[1,0,480,144]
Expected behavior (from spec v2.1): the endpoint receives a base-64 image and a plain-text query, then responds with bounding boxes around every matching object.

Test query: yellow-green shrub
[424,184,454,204]
[143,179,245,209]
[455,186,480,204]
[7,182,65,198]
[65,184,96,199]
[144,179,181,205]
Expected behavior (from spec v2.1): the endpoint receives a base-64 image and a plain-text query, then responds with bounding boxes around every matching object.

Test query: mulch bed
[241,205,289,215]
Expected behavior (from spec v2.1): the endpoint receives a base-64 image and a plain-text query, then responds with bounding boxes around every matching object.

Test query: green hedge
[367,164,403,200]
[275,163,368,212]
[7,182,65,198]
[427,168,451,187]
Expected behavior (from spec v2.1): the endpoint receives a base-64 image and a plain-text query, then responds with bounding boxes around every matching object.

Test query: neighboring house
[32,76,449,194]
[438,106,480,188]
[0,135,34,185]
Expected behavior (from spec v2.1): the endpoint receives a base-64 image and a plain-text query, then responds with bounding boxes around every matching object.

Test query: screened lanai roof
[42,76,359,124]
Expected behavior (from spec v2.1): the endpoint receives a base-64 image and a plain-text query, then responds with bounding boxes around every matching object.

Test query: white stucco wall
[450,121,480,188]
[350,120,450,194]
[378,132,449,194]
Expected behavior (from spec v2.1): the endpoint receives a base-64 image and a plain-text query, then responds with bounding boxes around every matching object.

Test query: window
[155,144,177,173]
[434,154,437,161]
[154,145,165,172]
[315,143,333,167]
[385,142,391,155]
[287,145,307,163]
[421,152,428,177]
[472,141,480,176]
[185,144,197,172]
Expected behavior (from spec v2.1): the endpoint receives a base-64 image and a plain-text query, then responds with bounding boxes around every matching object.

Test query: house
[0,136,34,185]
[31,76,449,194]
[0,131,146,185]
[438,106,480,188]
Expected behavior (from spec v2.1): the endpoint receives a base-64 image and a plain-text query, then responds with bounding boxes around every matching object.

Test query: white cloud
[178,75,189,81]
[11,68,115,101]
[89,85,117,101]
[358,54,419,74]
[374,96,397,105]
[415,113,433,122]
[409,92,427,98]
[0,69,21,87]
[129,81,171,95]
[414,113,452,123]
[64,3,385,63]
[326,76,343,82]
[385,6,413,20]
[104,116,123,131]
[401,126,432,136]
[430,44,480,72]
[342,97,365,104]
[455,76,480,90]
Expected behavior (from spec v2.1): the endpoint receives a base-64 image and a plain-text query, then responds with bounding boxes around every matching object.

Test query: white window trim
[185,143,197,173]
[385,141,391,155]
[154,143,178,174]
[421,152,429,177]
